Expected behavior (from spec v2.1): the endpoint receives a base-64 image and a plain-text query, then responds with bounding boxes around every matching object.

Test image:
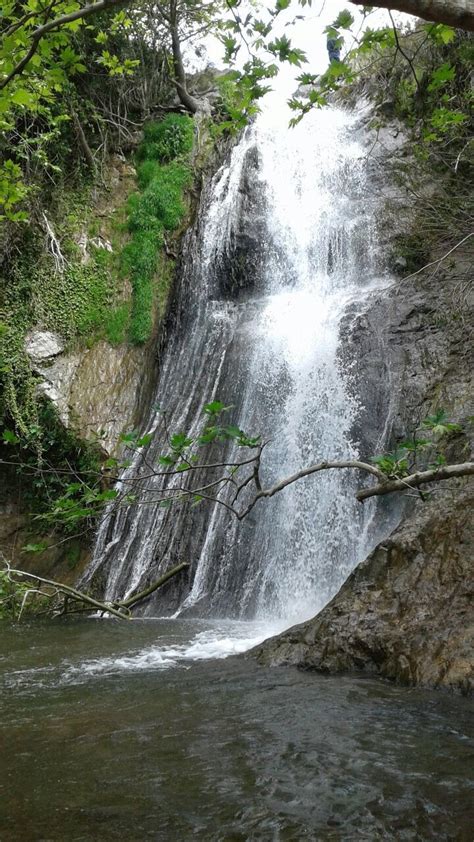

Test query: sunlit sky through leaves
[189,1,414,108]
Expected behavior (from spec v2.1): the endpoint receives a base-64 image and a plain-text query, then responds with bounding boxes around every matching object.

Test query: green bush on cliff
[123,115,193,345]
[137,114,194,164]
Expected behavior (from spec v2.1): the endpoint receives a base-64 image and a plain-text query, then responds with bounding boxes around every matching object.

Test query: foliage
[137,114,194,163]
[371,410,463,480]
[0,0,143,220]
[1,400,105,548]
[122,115,193,344]
[0,398,260,541]
[3,399,470,548]
[105,302,130,345]
[0,200,118,437]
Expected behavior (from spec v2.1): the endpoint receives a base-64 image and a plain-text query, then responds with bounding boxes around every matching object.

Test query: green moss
[30,258,112,339]
[0,112,197,440]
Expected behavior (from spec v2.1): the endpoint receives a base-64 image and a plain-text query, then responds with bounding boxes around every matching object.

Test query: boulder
[252,482,474,694]
[25,330,64,364]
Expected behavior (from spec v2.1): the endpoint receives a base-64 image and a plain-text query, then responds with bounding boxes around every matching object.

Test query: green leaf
[170,433,193,452]
[22,542,48,554]
[332,9,354,30]
[120,431,138,443]
[158,455,176,466]
[11,88,36,107]
[204,400,227,415]
[2,429,20,445]
[428,63,455,92]
[426,23,456,45]
[103,457,118,469]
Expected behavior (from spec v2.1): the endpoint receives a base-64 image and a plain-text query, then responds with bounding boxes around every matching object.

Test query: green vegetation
[122,114,193,344]
[371,410,464,480]
[0,112,196,433]
[0,110,196,547]
[0,205,116,438]
[2,400,103,516]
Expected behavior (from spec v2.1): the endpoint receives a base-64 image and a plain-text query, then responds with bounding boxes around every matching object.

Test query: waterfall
[83,103,392,624]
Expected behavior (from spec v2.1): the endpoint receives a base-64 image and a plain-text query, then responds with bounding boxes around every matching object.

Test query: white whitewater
[180,105,385,624]
[82,100,392,666]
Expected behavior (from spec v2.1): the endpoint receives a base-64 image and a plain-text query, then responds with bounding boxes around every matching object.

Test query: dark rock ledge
[251,481,474,695]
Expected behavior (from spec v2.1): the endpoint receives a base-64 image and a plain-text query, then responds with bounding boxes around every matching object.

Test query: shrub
[138,114,194,163]
[122,116,194,345]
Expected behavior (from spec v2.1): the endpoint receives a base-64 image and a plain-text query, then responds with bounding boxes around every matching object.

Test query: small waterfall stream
[83,103,392,628]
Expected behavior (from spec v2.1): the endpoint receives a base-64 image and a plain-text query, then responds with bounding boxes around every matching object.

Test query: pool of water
[1,619,473,840]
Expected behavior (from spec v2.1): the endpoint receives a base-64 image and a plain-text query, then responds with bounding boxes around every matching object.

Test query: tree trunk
[72,108,96,170]
[350,0,474,31]
[169,0,200,114]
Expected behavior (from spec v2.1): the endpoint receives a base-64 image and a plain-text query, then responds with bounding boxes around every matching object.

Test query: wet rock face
[255,245,474,694]
[212,144,268,299]
[252,482,474,694]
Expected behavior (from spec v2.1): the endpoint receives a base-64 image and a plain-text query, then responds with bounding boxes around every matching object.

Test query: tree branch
[356,462,474,500]
[115,562,189,608]
[349,0,474,33]
[6,566,130,619]
[2,560,190,619]
[237,460,387,520]
[399,232,473,284]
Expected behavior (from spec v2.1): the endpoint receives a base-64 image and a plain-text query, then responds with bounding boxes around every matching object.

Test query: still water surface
[1,619,473,840]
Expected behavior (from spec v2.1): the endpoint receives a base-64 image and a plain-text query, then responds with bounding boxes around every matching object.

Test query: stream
[1,619,473,840]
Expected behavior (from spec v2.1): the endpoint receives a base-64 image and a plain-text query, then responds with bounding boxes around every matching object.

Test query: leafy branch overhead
[1,0,473,220]
[1,402,472,549]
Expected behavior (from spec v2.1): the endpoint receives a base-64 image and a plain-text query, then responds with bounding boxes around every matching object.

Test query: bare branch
[388,10,420,90]
[5,567,130,620]
[399,232,473,284]
[2,559,190,620]
[236,460,387,520]
[117,562,189,608]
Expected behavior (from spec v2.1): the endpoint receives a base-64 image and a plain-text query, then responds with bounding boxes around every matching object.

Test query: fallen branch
[7,567,130,620]
[117,562,189,608]
[2,560,189,620]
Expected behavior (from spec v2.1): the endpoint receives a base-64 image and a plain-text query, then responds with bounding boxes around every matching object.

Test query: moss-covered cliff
[0,111,215,581]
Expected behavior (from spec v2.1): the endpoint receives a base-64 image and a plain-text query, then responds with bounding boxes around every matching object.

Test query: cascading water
[83,102,392,630]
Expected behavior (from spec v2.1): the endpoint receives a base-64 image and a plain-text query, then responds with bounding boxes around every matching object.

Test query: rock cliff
[253,480,473,694]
